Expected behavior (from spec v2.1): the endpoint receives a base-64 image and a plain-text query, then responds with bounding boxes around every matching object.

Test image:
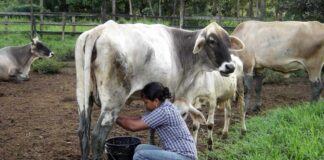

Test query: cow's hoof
[221,133,228,139]
[252,106,261,113]
[241,129,247,136]
[207,139,213,150]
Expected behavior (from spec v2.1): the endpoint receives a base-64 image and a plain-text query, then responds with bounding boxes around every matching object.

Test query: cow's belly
[257,59,305,73]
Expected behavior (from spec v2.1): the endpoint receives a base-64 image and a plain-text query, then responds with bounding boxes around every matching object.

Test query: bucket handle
[105,146,118,160]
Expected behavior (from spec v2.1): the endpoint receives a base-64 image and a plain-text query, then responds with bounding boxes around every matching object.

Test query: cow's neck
[169,28,201,73]
[12,44,36,68]
[169,28,206,96]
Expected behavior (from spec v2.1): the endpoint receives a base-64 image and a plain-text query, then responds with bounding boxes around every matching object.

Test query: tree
[128,0,132,15]
[112,0,116,20]
[248,0,253,17]
[179,0,184,28]
[148,0,154,16]
[101,0,107,23]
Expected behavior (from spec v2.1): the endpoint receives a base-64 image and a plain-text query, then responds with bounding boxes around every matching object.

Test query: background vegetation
[0,1,323,159]
[199,101,324,160]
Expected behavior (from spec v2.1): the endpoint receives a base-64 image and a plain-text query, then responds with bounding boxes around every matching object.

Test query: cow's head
[193,22,244,76]
[30,37,54,58]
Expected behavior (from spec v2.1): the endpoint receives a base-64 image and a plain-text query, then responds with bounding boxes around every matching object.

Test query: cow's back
[232,21,324,73]
[93,22,181,94]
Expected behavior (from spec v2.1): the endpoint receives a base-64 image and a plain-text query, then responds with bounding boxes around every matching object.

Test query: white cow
[0,37,54,82]
[232,21,324,112]
[75,20,244,159]
[174,55,245,150]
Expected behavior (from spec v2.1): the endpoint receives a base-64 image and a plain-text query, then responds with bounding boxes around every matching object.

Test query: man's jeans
[133,144,192,160]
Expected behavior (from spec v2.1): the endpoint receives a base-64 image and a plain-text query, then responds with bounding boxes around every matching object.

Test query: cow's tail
[75,29,102,158]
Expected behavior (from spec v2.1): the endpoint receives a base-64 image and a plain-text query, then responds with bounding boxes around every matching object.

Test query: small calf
[174,55,246,150]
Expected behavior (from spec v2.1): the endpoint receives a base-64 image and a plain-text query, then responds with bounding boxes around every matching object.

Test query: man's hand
[116,116,149,132]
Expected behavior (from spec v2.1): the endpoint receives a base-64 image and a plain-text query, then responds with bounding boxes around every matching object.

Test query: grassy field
[199,101,324,160]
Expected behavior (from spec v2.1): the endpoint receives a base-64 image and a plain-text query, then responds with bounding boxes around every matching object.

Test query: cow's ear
[229,35,245,52]
[193,36,206,54]
[32,36,39,44]
[188,104,206,124]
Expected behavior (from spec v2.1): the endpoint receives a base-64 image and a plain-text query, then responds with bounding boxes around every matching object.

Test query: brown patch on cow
[111,53,131,93]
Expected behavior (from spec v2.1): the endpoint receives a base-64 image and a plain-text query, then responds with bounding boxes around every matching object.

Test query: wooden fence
[0,12,259,39]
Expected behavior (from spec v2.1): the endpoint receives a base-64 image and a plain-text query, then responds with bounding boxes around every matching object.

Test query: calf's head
[31,37,54,58]
[193,22,244,76]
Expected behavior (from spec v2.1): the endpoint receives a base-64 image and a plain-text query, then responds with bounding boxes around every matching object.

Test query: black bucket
[105,136,141,160]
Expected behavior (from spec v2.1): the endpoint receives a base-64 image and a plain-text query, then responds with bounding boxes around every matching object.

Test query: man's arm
[116,116,150,132]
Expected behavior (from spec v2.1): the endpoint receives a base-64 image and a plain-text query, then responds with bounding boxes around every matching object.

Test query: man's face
[142,98,159,111]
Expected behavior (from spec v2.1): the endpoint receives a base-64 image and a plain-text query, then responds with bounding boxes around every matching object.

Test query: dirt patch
[0,64,322,160]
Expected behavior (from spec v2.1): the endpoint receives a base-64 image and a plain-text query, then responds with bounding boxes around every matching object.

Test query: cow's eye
[208,37,217,46]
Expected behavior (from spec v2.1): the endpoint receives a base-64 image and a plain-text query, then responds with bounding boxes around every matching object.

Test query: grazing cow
[0,37,54,82]
[75,20,244,159]
[232,21,324,111]
[174,55,245,150]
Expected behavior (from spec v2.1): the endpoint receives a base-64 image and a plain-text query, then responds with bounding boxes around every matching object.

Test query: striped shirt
[143,100,197,160]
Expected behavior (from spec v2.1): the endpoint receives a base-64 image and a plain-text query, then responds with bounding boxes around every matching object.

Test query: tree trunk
[236,0,240,17]
[256,0,259,17]
[248,0,254,17]
[172,0,177,16]
[179,0,184,28]
[158,0,162,17]
[39,0,43,13]
[148,0,155,16]
[112,0,116,20]
[129,0,133,15]
[101,0,107,23]
[30,0,36,37]
[261,0,266,19]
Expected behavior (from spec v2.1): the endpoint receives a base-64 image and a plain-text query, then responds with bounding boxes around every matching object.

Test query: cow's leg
[91,99,122,160]
[191,117,200,145]
[148,129,156,145]
[206,100,216,150]
[78,101,93,160]
[311,81,323,101]
[307,64,323,102]
[254,71,264,112]
[91,71,127,160]
[244,74,253,112]
[77,88,94,160]
[222,101,231,139]
[237,77,247,135]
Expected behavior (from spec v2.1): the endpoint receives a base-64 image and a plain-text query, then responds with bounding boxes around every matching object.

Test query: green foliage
[5,4,41,12]
[199,101,324,160]
[31,58,65,74]
[280,0,324,22]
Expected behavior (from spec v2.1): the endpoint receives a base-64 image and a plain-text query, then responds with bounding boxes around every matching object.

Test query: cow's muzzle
[219,62,235,77]
[48,52,54,58]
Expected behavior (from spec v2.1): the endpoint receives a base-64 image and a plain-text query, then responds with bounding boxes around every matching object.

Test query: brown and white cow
[75,20,244,160]
[0,37,54,82]
[232,21,324,112]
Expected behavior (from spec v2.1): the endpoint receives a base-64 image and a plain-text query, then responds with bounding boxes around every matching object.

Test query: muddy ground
[0,64,323,160]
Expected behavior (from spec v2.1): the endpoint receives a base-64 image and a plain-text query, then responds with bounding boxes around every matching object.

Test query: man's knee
[133,150,147,160]
[134,144,146,152]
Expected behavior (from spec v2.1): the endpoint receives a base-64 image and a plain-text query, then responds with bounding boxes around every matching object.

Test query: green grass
[199,101,324,160]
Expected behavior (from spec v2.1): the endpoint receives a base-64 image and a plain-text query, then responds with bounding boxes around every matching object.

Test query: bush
[32,59,65,74]
[5,4,41,12]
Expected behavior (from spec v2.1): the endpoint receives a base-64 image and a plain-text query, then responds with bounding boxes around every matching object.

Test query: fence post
[4,15,8,33]
[40,13,44,37]
[72,15,76,36]
[62,12,66,41]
